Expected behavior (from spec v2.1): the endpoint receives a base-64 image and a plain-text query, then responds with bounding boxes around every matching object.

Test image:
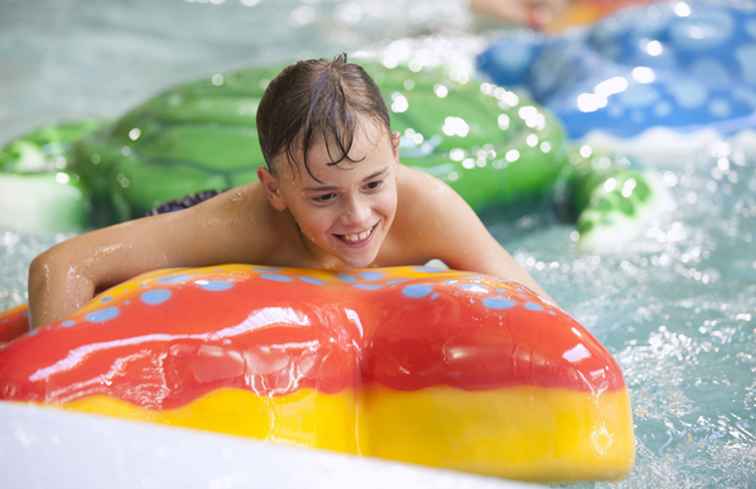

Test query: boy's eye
[365,180,383,191]
[312,193,337,203]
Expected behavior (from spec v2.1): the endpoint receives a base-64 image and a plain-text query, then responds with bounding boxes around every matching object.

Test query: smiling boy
[28,55,553,329]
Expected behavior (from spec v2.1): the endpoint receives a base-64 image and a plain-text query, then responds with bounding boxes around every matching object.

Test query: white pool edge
[0,402,545,489]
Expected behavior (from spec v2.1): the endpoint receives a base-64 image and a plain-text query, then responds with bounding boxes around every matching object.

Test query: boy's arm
[401,169,556,304]
[28,185,271,328]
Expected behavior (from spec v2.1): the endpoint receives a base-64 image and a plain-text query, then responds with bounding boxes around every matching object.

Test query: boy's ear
[391,131,401,159]
[257,166,287,211]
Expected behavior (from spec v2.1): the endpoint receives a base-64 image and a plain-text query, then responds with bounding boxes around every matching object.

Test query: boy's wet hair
[256,53,391,182]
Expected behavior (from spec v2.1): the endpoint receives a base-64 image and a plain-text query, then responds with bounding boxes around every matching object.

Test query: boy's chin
[339,253,377,269]
[326,237,381,269]
[332,244,379,269]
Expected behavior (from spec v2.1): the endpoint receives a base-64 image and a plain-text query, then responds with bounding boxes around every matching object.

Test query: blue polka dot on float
[260,273,292,283]
[299,276,325,286]
[86,307,120,324]
[198,280,235,291]
[402,284,433,299]
[482,297,516,310]
[140,288,172,305]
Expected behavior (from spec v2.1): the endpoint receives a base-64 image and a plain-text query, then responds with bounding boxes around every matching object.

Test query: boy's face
[261,118,399,269]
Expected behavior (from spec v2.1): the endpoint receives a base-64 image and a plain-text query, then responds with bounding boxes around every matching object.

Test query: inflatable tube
[0,264,635,482]
[0,121,99,233]
[478,0,756,139]
[70,63,570,222]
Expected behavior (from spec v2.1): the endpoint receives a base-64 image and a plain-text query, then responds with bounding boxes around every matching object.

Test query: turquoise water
[1,1,754,487]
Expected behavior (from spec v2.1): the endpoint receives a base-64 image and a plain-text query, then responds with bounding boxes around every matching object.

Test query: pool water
[1,1,754,488]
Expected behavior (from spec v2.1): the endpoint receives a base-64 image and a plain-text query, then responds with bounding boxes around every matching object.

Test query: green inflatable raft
[0,62,666,250]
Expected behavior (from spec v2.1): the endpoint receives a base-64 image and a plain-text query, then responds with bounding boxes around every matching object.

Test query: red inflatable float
[0,264,634,482]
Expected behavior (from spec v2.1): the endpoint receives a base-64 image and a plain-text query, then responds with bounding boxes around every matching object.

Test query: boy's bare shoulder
[396,165,460,219]
[185,182,282,260]
[391,164,466,246]
[391,163,492,253]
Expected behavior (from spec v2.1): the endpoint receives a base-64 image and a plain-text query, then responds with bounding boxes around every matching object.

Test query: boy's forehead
[278,119,392,183]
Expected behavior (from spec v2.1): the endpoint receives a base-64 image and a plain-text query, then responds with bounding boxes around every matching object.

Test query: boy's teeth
[344,228,371,242]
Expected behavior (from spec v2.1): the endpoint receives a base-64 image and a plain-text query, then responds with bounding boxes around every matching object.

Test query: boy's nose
[341,195,371,227]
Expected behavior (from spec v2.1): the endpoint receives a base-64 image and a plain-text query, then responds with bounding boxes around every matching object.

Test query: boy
[28,55,553,329]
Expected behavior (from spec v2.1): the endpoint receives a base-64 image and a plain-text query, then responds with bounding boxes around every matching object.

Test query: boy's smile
[258,117,399,269]
[334,221,379,246]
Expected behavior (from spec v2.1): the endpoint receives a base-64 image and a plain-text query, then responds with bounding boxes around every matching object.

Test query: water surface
[1,1,753,488]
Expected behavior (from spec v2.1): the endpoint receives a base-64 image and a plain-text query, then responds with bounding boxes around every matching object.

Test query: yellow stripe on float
[64,388,360,453]
[61,386,633,482]
[359,386,634,482]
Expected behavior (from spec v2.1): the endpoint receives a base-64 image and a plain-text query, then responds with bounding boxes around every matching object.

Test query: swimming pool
[1,1,753,487]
